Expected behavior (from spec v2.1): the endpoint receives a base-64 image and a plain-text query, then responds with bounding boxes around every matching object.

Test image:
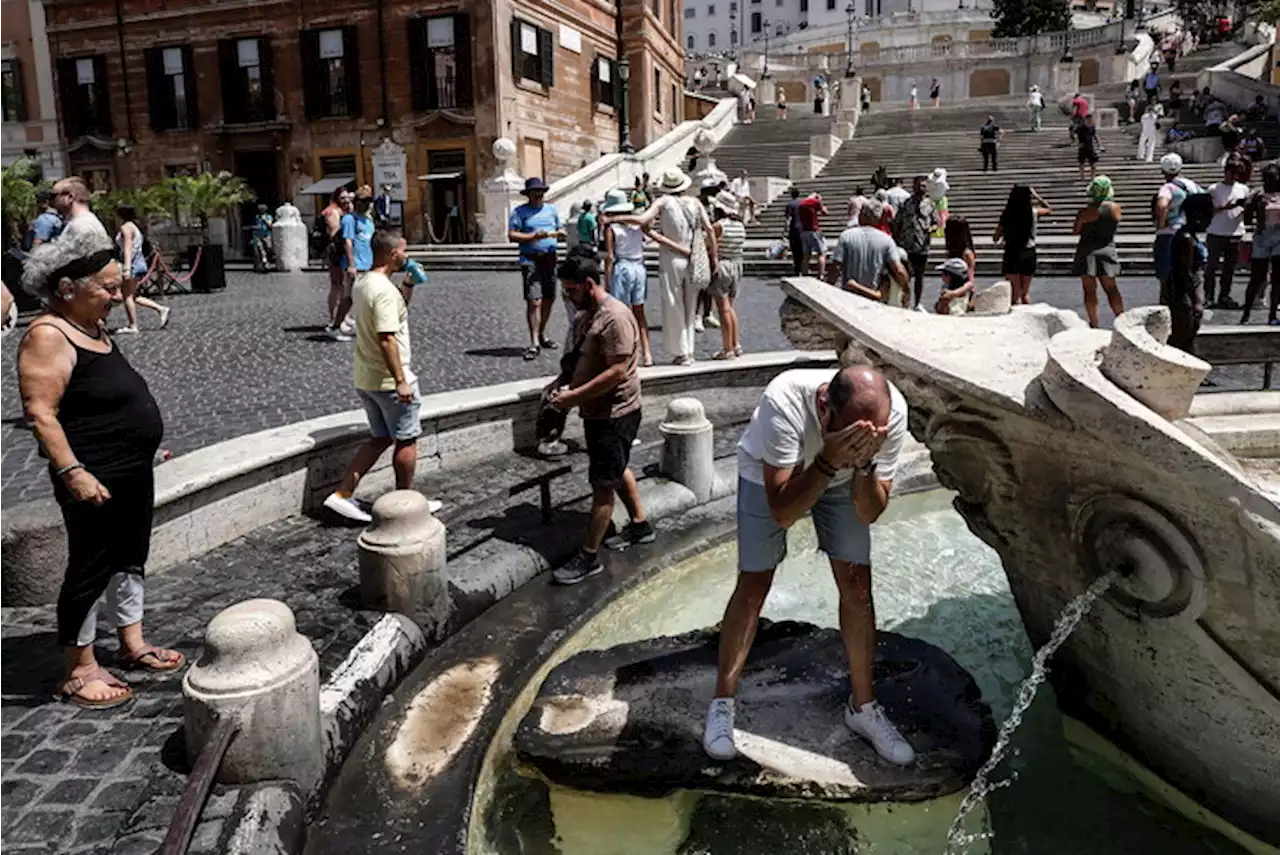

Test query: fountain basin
[516,622,995,802]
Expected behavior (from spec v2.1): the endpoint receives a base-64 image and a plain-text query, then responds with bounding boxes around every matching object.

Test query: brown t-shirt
[570,296,641,420]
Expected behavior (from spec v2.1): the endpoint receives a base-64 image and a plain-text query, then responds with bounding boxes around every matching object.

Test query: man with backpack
[1153,153,1203,304]
[25,191,63,251]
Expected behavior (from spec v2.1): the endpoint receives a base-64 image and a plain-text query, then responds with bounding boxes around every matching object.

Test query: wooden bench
[1195,325,1279,389]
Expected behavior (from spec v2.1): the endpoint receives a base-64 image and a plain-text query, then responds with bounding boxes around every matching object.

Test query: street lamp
[844,3,857,77]
[730,7,738,57]
[762,20,772,78]
[618,58,634,153]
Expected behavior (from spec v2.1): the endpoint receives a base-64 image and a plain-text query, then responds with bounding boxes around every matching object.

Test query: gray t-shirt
[59,211,110,243]
[837,226,900,292]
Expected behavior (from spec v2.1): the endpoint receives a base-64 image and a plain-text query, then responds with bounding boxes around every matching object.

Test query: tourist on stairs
[1153,153,1202,304]
[836,200,909,306]
[797,192,831,281]
[547,248,653,584]
[708,191,745,360]
[323,230,442,523]
[704,366,916,765]
[1072,176,1125,328]
[1077,113,1101,182]
[1241,164,1280,326]
[1164,194,1214,353]
[1027,85,1045,132]
[784,187,805,276]
[979,115,1002,171]
[891,175,936,311]
[1137,97,1163,162]
[18,229,184,710]
[508,177,565,361]
[994,184,1051,305]
[1205,157,1249,311]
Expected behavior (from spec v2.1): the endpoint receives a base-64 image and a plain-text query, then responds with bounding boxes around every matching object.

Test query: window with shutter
[410,14,470,111]
[144,48,171,130]
[537,27,553,87]
[342,25,361,117]
[2,60,27,122]
[92,56,111,134]
[512,18,552,87]
[259,39,276,120]
[300,29,323,118]
[453,14,472,108]
[145,45,197,130]
[182,46,199,129]
[407,17,430,111]
[222,38,271,123]
[300,27,356,118]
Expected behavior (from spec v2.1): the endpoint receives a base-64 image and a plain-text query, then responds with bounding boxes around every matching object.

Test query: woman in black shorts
[992,184,1053,304]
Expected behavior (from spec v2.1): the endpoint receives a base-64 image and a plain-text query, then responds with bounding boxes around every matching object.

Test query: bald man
[704,365,915,764]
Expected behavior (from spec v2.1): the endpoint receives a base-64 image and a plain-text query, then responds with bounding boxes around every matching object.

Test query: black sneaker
[553,550,604,585]
[603,520,657,551]
[1218,295,1241,310]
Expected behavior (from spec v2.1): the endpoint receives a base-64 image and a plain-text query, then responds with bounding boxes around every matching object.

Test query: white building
[681,0,993,55]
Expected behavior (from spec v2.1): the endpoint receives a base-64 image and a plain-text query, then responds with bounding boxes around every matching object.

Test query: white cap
[1160,152,1184,174]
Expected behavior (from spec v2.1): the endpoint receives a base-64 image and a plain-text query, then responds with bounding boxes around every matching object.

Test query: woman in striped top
[708,191,745,359]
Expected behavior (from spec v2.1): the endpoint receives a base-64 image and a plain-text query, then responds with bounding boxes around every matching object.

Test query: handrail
[158,716,240,855]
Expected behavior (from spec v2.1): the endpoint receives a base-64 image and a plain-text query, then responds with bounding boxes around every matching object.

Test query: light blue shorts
[737,476,871,571]
[357,380,422,442]
[610,259,647,305]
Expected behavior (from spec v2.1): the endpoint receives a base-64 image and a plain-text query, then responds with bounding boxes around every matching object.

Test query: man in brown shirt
[548,248,654,584]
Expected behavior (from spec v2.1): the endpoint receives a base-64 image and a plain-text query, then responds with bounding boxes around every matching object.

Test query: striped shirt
[717,219,746,261]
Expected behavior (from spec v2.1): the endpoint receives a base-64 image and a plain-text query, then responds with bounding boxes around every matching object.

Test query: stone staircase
[712,114,836,178]
[854,94,1070,138]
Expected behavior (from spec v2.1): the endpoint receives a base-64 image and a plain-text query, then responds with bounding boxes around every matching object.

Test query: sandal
[117,644,186,672]
[523,345,540,361]
[733,346,744,357]
[539,338,559,350]
[712,350,737,361]
[60,667,134,710]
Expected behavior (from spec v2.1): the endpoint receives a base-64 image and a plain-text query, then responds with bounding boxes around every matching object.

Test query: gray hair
[21,228,116,302]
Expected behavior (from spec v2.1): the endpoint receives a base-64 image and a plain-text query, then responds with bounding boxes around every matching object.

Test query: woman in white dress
[610,168,718,365]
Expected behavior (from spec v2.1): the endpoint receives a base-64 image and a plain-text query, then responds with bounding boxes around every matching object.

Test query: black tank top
[32,323,164,477]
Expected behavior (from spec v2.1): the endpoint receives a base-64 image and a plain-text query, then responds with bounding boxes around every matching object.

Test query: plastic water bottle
[403,259,428,286]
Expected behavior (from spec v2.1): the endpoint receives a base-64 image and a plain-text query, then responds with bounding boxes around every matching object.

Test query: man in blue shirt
[331,193,376,340]
[27,191,63,250]
[507,177,564,360]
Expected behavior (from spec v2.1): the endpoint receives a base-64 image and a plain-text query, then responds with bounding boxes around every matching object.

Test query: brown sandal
[117,645,186,672]
[60,668,134,710]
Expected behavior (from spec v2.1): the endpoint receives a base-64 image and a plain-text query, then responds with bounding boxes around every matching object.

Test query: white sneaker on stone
[913,305,927,313]
[844,699,915,765]
[323,493,372,523]
[704,315,721,329]
[694,317,705,333]
[703,697,737,760]
[340,318,356,334]
[113,325,139,335]
[327,327,353,342]
[158,306,172,329]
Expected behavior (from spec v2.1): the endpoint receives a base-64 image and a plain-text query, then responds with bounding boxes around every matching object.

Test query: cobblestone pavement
[1,269,1262,505]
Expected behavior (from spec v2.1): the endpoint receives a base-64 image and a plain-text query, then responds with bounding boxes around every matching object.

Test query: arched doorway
[969,68,1011,98]
[1079,58,1100,87]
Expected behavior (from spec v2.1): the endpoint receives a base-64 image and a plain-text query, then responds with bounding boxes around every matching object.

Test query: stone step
[1184,412,1280,458]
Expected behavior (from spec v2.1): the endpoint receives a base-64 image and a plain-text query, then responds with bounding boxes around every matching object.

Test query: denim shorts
[1252,226,1280,260]
[801,231,827,255]
[737,477,871,571]
[357,380,422,441]
[610,259,647,305]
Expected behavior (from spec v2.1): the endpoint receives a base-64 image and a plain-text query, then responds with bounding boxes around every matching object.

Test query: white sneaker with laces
[340,317,356,334]
[323,493,372,523]
[158,306,172,329]
[704,315,721,329]
[693,316,705,333]
[703,697,737,760]
[327,327,353,342]
[844,698,915,765]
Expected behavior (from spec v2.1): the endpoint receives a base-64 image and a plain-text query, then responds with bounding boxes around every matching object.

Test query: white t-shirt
[730,176,751,198]
[1140,104,1163,134]
[609,222,645,261]
[737,369,908,487]
[1028,91,1044,108]
[885,186,910,209]
[1207,181,1249,237]
[59,211,110,243]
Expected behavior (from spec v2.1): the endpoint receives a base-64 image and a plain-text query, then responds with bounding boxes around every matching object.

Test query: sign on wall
[371,138,407,201]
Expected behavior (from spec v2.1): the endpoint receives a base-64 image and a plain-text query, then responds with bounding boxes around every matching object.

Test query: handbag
[677,199,713,290]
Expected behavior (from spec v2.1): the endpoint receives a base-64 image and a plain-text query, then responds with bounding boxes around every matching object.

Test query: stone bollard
[660,398,714,503]
[183,599,323,794]
[357,490,450,636]
[271,202,308,272]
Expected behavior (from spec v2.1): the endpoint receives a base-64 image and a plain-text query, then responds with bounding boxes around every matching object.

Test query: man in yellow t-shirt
[323,229,438,523]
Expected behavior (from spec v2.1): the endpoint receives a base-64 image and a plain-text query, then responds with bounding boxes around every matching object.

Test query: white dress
[656,196,708,360]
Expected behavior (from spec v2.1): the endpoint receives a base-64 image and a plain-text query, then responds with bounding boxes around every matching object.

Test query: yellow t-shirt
[353,271,413,391]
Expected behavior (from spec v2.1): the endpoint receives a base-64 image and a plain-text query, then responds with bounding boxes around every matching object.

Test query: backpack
[1150,178,1206,226]
[309,213,328,258]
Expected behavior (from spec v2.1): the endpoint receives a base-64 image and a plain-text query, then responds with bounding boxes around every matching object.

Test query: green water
[474,490,1262,855]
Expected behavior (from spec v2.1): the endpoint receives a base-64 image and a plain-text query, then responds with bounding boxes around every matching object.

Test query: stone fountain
[777,276,1280,846]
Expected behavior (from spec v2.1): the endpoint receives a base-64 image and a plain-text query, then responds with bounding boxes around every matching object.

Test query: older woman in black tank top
[17,230,183,710]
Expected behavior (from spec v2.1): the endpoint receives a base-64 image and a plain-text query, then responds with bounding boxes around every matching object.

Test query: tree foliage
[2,159,39,245]
[1258,0,1280,23]
[991,0,1073,38]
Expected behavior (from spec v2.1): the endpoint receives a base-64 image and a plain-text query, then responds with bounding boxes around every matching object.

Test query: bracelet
[854,461,877,476]
[813,454,837,477]
[54,462,84,478]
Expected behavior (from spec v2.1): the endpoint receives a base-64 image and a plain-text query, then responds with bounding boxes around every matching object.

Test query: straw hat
[654,167,693,195]
[711,190,740,215]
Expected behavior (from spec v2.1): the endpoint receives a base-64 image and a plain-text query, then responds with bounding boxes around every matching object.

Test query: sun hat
[601,188,634,214]
[936,258,969,279]
[1087,175,1114,202]
[654,167,693,195]
[1159,152,1184,175]
[711,190,740,215]
[521,176,550,195]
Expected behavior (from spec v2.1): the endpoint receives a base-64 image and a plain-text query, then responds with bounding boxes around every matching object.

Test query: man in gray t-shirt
[836,201,908,302]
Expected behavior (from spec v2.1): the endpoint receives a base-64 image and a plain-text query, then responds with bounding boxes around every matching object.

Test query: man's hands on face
[821,412,887,470]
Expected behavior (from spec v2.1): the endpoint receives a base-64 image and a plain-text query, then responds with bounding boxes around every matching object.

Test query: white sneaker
[113,325,139,335]
[323,493,372,523]
[327,327,353,342]
[844,699,915,765]
[158,306,172,329]
[340,318,356,334]
[704,315,721,329]
[913,305,927,314]
[703,697,737,760]
[426,499,443,514]
[694,316,705,333]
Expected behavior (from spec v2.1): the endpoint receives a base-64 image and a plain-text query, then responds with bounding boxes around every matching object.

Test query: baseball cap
[1160,153,1184,174]
[936,258,969,278]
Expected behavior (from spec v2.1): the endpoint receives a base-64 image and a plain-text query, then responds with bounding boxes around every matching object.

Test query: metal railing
[158,716,240,855]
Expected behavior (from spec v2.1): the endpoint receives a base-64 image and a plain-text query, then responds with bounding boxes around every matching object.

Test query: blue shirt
[341,213,375,271]
[253,214,273,238]
[1144,71,1159,90]
[32,211,63,243]
[509,203,561,259]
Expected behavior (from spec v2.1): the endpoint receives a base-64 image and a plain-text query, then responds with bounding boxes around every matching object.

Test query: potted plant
[159,171,254,292]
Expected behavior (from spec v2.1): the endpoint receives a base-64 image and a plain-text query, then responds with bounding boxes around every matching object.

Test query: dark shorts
[1001,246,1038,277]
[906,252,929,274]
[1078,147,1099,165]
[521,253,558,302]
[583,409,642,489]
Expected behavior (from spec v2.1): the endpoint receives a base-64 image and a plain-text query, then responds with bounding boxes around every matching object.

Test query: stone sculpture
[776,275,1280,846]
[271,202,307,272]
